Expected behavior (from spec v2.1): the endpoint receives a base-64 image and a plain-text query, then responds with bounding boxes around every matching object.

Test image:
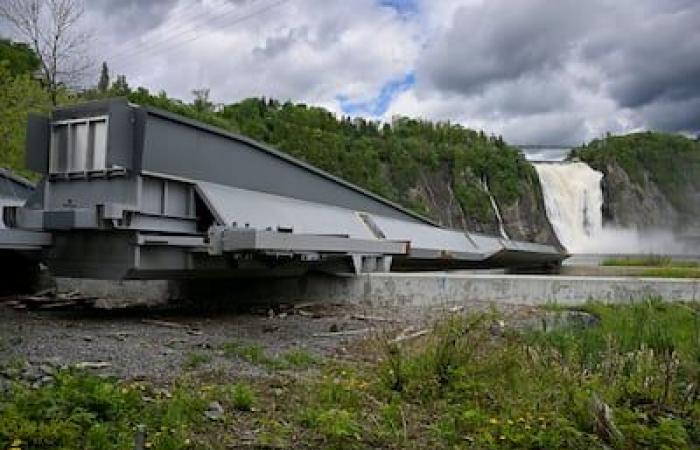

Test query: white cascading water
[534,162,604,253]
[481,177,510,240]
[534,162,686,254]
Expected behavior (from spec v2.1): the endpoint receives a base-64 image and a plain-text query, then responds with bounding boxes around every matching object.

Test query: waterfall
[534,161,690,254]
[534,162,603,252]
[481,177,509,240]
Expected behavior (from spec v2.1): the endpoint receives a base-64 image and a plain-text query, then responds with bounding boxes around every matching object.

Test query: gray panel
[165,180,190,217]
[26,114,50,173]
[137,246,189,271]
[196,181,375,239]
[141,177,163,214]
[140,112,431,224]
[47,178,137,210]
[47,231,136,279]
[371,215,487,257]
[52,99,134,170]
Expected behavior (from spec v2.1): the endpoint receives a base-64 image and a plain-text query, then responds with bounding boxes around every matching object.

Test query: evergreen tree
[97,61,109,93]
[109,74,130,97]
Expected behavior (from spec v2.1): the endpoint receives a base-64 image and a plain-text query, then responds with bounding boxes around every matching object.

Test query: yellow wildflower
[489,418,499,425]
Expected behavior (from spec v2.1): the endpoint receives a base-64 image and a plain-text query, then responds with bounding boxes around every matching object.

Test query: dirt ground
[0,300,422,382]
[0,297,543,386]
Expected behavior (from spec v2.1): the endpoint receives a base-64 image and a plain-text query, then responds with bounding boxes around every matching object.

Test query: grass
[640,267,700,278]
[229,382,256,412]
[601,254,699,268]
[221,341,318,370]
[2,300,700,448]
[183,352,212,369]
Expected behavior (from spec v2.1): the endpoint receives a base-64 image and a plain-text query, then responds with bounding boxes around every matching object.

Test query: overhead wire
[103,0,244,63]
[107,0,291,70]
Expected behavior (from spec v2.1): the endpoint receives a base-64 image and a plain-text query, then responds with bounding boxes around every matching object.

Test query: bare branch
[0,0,92,104]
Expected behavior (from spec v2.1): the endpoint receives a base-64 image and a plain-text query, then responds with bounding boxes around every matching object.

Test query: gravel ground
[0,301,423,382]
[0,298,547,385]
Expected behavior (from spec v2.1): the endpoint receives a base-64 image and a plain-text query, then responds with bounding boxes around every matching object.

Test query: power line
[103,0,243,63]
[108,0,290,69]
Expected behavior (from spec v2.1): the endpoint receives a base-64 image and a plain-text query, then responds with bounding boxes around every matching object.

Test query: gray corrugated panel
[195,181,376,239]
[369,215,486,260]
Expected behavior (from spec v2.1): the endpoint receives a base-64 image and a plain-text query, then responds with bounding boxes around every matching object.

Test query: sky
[4,0,700,145]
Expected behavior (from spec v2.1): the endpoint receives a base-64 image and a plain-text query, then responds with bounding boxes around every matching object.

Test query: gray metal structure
[1,99,566,279]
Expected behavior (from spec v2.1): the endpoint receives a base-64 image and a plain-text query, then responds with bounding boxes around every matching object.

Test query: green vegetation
[601,255,700,278]
[570,132,700,213]
[221,341,318,370]
[183,352,212,370]
[0,45,52,179]
[640,267,700,279]
[0,40,39,77]
[229,382,256,412]
[601,255,698,267]
[3,301,700,449]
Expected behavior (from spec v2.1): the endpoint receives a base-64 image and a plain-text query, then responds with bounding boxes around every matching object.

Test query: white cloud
[4,0,698,143]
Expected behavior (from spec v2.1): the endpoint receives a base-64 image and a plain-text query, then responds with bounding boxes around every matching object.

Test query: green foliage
[602,254,676,267]
[640,267,700,278]
[0,39,39,77]
[183,351,212,369]
[221,341,268,365]
[0,370,204,449]
[229,382,256,411]
[0,63,51,178]
[280,348,318,368]
[571,132,700,213]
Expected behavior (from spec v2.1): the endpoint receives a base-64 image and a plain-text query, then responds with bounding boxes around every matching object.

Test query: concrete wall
[57,273,700,309]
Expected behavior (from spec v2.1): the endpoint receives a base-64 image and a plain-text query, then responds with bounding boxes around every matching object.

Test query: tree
[0,62,51,176]
[109,74,130,96]
[97,61,109,93]
[192,88,213,113]
[0,38,39,76]
[0,0,92,105]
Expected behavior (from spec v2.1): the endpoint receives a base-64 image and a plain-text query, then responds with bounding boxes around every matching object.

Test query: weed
[315,408,358,440]
[280,348,318,368]
[229,382,255,411]
[183,351,211,369]
[221,341,269,365]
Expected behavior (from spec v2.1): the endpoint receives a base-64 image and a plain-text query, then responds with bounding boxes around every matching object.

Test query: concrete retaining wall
[56,273,700,309]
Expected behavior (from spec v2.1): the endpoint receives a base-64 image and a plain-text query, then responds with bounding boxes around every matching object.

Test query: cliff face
[398,161,560,246]
[572,132,700,231]
[598,160,680,228]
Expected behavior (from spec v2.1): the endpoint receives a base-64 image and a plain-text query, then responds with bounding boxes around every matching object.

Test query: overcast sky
[5,0,700,144]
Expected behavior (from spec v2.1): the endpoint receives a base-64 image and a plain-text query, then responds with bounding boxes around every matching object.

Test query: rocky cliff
[397,157,560,246]
[570,132,700,231]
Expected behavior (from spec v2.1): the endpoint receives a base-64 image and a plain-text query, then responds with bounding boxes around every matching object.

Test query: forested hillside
[570,133,700,230]
[0,40,558,244]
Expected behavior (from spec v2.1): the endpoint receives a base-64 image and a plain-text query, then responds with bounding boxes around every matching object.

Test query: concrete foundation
[55,273,700,309]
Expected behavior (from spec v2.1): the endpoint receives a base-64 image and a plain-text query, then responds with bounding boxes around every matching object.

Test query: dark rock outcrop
[402,162,561,247]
